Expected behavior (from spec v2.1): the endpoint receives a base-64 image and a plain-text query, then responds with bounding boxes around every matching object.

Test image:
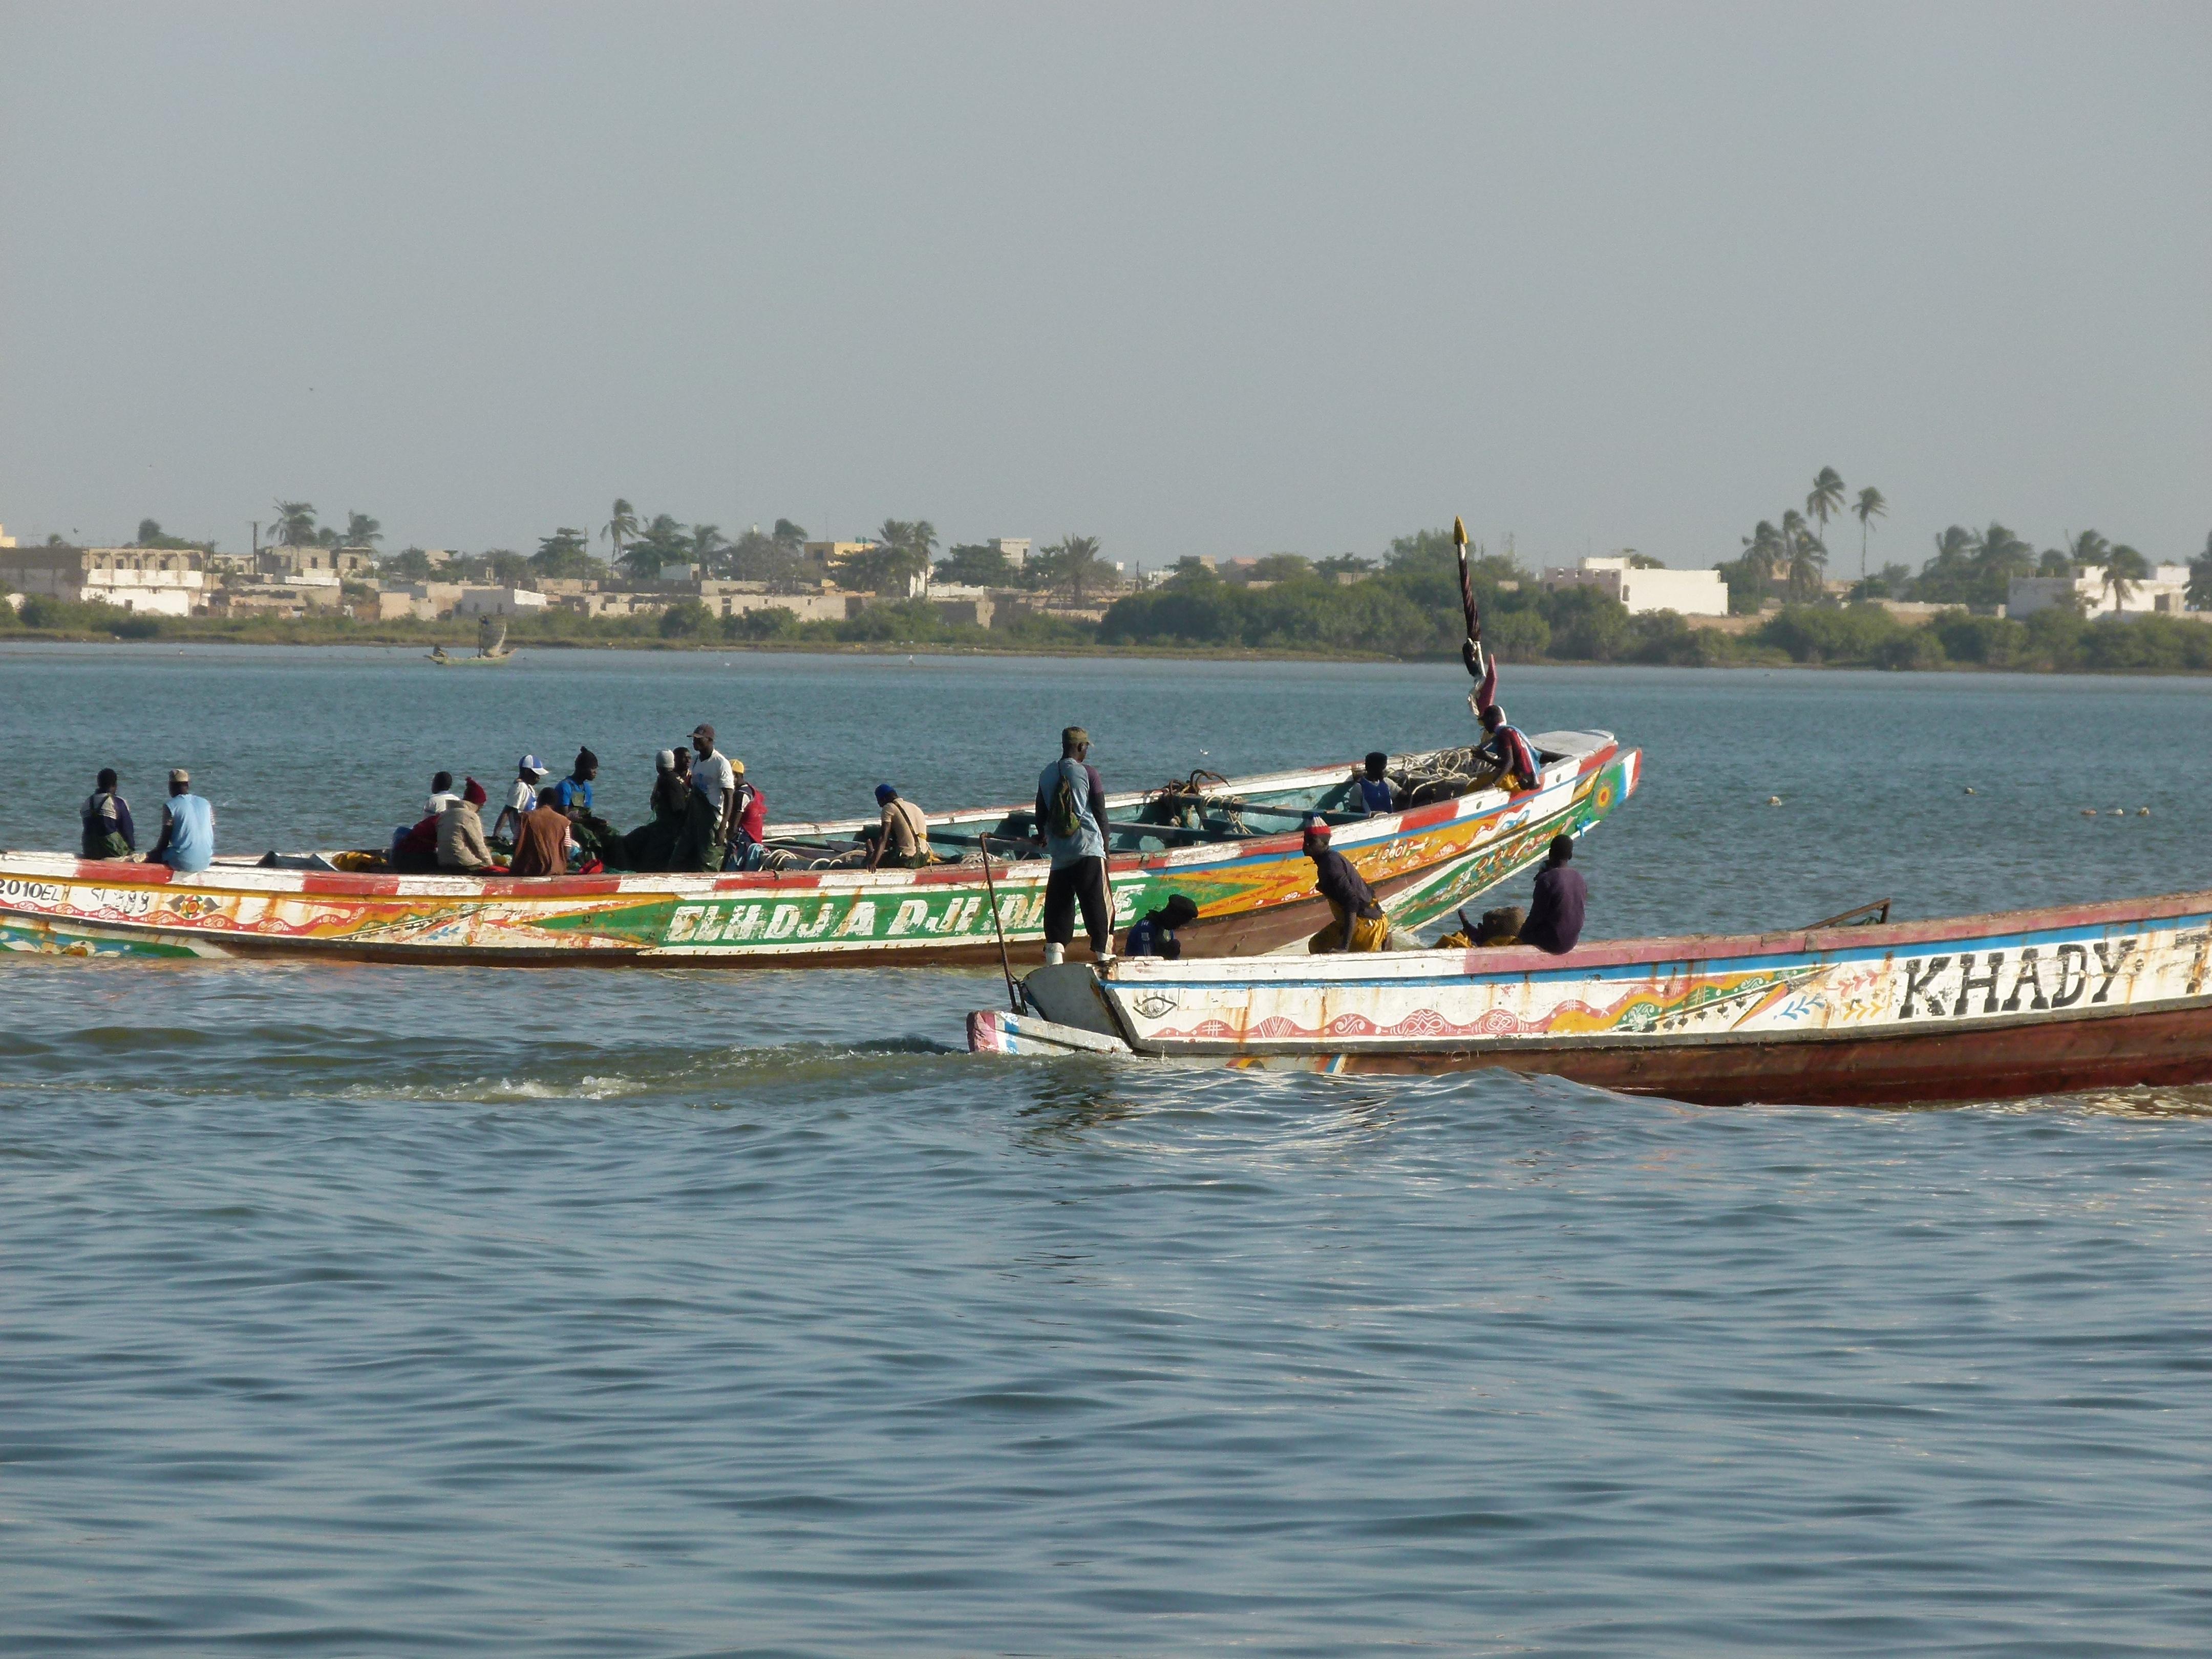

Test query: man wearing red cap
[1301,818,1389,954]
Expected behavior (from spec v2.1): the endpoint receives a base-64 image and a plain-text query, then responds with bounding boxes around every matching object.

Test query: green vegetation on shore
[10,519,2212,675]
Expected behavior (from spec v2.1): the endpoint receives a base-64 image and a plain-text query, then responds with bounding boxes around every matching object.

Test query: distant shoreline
[6,625,2212,677]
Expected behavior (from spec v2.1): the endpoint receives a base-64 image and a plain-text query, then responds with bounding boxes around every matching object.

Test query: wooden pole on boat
[977,834,1021,1013]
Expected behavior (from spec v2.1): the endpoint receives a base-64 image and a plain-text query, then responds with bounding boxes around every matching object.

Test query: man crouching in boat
[1518,834,1586,954]
[1302,818,1389,954]
[1467,648,1539,792]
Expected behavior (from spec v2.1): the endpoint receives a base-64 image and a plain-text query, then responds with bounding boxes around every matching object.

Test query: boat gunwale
[0,741,1625,903]
[1102,884,2212,990]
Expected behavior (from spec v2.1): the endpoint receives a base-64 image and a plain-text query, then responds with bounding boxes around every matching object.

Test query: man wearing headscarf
[436,777,497,873]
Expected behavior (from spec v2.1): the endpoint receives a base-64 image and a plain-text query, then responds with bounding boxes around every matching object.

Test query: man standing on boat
[690,723,735,840]
[1302,818,1389,953]
[146,769,215,874]
[1518,834,1586,954]
[1035,726,1112,966]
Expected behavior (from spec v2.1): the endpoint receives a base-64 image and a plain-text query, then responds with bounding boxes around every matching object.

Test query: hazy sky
[3,2,2206,573]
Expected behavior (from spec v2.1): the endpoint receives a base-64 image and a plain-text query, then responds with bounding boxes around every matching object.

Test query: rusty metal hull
[1047,889,2212,1106]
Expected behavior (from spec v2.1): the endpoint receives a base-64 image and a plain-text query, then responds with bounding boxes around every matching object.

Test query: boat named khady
[969,889,2212,1106]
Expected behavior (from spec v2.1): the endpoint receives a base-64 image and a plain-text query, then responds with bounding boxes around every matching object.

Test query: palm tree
[342,511,381,548]
[1740,520,1783,591]
[272,500,317,546]
[1786,531,1828,601]
[1851,487,1886,581]
[2063,529,2109,580]
[2189,532,2212,611]
[602,499,640,569]
[689,523,727,569]
[1035,535,1111,604]
[2102,544,2149,612]
[1806,468,1846,546]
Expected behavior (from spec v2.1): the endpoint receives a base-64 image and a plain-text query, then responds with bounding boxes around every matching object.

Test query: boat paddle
[977,834,1022,1013]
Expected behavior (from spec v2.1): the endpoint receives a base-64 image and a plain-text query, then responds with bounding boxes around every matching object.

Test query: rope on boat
[1143,770,1248,834]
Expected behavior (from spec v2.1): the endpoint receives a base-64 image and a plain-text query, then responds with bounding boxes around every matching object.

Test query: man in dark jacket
[1302,818,1389,953]
[1519,834,1586,954]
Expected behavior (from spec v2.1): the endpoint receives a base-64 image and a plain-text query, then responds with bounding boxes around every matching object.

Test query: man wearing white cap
[494,755,549,843]
[146,768,216,874]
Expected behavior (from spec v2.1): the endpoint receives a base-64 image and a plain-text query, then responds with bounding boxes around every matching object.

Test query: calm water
[3,644,2209,1655]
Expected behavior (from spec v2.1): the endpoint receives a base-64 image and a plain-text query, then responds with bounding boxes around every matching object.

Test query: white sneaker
[1043,943,1066,966]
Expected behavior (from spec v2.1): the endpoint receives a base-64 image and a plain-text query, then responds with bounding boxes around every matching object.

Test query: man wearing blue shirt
[1034,726,1111,966]
[147,769,215,874]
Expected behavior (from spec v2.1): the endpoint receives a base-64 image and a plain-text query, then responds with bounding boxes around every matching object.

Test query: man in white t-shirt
[494,754,550,842]
[690,724,736,853]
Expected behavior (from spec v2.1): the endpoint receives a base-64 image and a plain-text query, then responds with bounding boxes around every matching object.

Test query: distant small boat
[970,889,2212,1107]
[430,617,516,665]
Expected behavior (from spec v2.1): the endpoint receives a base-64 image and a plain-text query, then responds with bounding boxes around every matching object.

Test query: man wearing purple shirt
[1518,834,1586,954]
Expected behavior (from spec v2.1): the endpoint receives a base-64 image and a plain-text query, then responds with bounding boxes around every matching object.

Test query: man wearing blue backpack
[1034,726,1112,966]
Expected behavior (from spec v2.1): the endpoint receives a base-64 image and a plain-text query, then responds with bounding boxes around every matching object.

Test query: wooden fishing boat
[429,616,516,665]
[0,732,1638,967]
[968,890,2212,1106]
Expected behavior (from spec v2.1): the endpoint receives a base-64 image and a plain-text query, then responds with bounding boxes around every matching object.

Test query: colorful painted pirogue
[0,732,1638,966]
[971,890,2212,1106]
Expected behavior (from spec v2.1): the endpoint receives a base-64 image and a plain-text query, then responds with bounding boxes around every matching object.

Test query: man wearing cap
[1302,817,1388,953]
[865,783,931,872]
[1517,833,1586,955]
[494,755,549,843]
[1034,726,1111,965]
[146,768,216,875]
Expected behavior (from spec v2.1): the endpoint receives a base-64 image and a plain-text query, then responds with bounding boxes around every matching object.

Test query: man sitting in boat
[508,786,574,878]
[436,778,497,874]
[864,783,932,871]
[1302,818,1389,954]
[551,748,619,862]
[1474,705,1540,793]
[80,768,136,861]
[1350,752,1398,816]
[146,769,215,875]
[1518,834,1586,955]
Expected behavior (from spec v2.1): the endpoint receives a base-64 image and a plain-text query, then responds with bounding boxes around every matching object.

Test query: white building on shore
[1541,556,1728,618]
[2007,565,2195,619]
[0,544,208,616]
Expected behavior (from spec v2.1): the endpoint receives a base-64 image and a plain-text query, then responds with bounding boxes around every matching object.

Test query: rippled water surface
[4,645,2209,1654]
